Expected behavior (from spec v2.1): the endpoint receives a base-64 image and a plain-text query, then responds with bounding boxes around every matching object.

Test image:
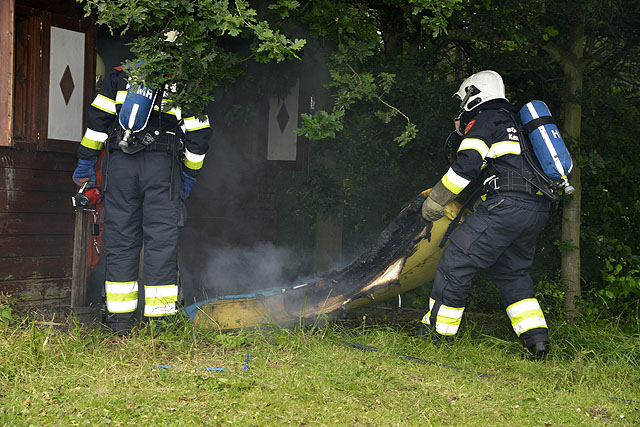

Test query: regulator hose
[442,130,460,168]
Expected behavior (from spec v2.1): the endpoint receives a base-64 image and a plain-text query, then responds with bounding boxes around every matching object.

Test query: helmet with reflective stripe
[453,70,507,112]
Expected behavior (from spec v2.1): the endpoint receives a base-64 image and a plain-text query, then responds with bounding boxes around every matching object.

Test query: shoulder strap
[498,108,559,201]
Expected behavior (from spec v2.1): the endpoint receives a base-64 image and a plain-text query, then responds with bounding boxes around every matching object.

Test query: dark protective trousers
[102,150,184,325]
[428,192,550,346]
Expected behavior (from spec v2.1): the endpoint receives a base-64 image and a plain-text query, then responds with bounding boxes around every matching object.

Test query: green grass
[0,309,638,426]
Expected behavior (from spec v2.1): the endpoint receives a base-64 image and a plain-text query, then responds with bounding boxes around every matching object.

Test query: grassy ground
[0,307,638,426]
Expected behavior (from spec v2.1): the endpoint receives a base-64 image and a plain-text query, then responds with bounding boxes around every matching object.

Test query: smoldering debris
[187,191,451,330]
[280,193,429,314]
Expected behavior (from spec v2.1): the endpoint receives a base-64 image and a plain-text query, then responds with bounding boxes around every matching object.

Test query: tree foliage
[295,0,463,146]
[79,0,306,115]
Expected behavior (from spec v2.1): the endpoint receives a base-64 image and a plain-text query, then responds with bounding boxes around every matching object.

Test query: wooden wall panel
[0,256,72,281]
[0,212,74,235]
[0,149,77,171]
[17,0,85,19]
[1,278,70,310]
[0,235,73,257]
[0,168,75,192]
[0,190,72,213]
[18,298,70,314]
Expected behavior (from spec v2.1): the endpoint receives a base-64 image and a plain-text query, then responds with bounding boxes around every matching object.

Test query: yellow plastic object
[186,189,465,330]
[348,204,458,309]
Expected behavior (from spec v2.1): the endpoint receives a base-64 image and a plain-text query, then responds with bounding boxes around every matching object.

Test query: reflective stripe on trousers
[144,284,179,317]
[506,298,547,336]
[105,281,138,314]
[421,297,465,336]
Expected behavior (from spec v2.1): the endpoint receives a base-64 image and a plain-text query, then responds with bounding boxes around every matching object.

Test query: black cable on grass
[343,341,639,405]
[342,341,491,378]
[553,388,639,405]
[608,397,639,405]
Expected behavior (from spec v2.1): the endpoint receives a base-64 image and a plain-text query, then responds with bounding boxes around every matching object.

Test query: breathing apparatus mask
[453,86,481,136]
[451,70,507,136]
[442,88,479,166]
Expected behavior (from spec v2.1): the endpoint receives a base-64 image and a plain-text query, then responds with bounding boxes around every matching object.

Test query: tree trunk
[378,6,405,57]
[557,22,586,322]
[303,39,344,274]
[561,163,581,321]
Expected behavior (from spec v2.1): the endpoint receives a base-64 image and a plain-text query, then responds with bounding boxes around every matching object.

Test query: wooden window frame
[0,0,14,147]
[11,3,96,153]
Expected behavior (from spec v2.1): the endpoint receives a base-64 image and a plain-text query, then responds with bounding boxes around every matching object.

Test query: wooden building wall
[0,150,76,311]
[0,0,95,314]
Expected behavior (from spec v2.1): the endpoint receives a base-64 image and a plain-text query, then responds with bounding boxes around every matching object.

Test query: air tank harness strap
[522,115,554,134]
[485,169,539,196]
[107,127,177,154]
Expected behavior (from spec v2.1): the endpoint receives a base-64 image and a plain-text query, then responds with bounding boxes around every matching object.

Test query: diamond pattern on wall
[277,103,289,133]
[59,65,75,105]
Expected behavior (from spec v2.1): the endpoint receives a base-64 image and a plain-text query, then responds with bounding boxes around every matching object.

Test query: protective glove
[72,158,97,187]
[182,171,197,199]
[422,197,445,222]
[422,180,457,222]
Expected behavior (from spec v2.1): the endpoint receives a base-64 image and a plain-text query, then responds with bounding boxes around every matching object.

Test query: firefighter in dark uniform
[72,65,211,336]
[420,70,551,358]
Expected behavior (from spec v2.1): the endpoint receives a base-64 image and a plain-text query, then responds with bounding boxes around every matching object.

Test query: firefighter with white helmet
[72,48,211,335]
[420,70,551,358]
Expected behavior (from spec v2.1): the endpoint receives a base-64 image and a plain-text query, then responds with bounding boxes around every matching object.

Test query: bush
[0,292,14,325]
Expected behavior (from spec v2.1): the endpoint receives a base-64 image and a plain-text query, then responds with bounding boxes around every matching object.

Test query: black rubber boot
[105,319,132,337]
[143,314,181,333]
[417,322,455,347]
[527,341,550,360]
[417,322,431,338]
[432,332,455,347]
[104,313,133,337]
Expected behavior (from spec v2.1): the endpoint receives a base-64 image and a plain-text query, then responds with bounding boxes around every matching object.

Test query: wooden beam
[0,0,14,147]
[70,208,90,308]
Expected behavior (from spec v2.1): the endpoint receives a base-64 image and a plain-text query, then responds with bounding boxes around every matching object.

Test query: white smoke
[194,242,314,299]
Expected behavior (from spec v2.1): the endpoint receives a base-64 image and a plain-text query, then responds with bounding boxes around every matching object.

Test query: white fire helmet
[453,70,507,112]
